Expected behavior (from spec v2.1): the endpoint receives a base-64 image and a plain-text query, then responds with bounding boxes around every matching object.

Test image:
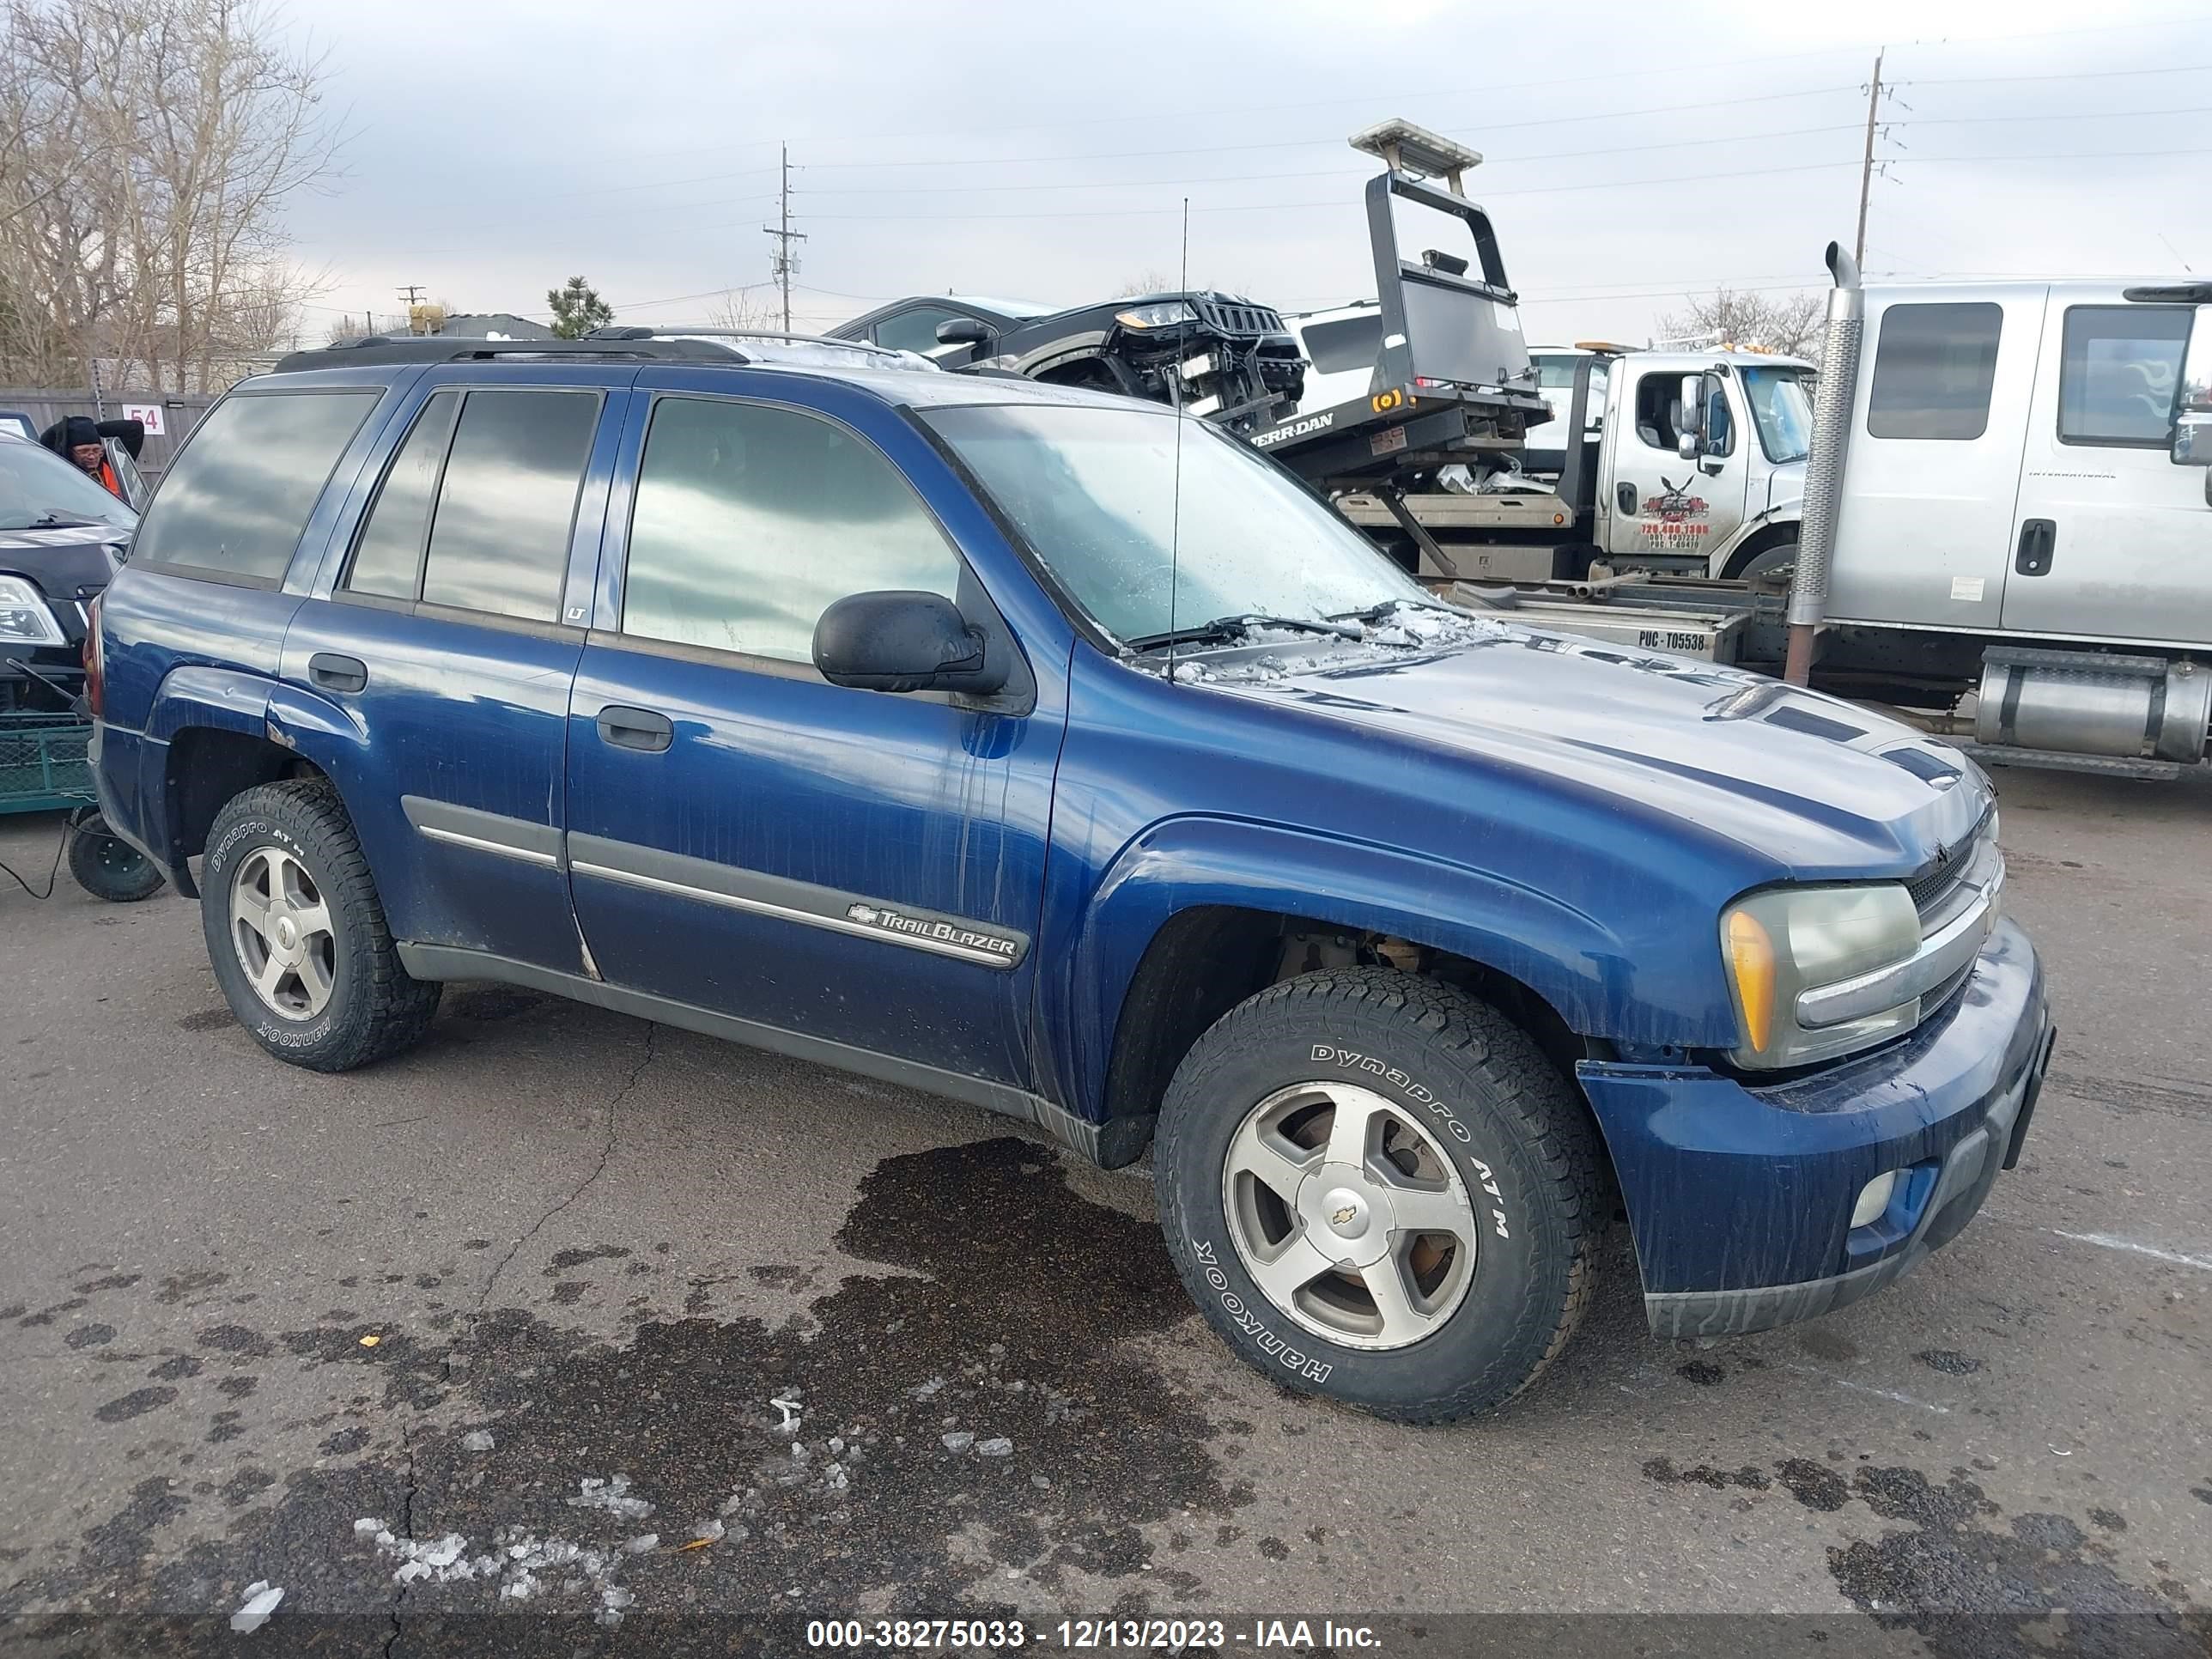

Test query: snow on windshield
[1163,603,1510,684]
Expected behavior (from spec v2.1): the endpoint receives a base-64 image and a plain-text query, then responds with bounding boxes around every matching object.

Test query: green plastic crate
[0,713,93,814]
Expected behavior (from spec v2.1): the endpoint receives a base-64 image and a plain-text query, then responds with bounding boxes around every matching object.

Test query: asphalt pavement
[0,765,2207,1657]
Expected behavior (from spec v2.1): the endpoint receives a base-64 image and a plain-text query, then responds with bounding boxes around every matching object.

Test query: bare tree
[1655,288,1826,362]
[0,0,342,390]
[706,288,778,332]
[1115,269,1182,298]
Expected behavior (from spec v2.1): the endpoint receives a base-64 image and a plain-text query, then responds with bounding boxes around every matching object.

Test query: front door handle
[2015,518,2056,577]
[596,705,673,753]
[1617,481,1639,514]
[308,652,368,693]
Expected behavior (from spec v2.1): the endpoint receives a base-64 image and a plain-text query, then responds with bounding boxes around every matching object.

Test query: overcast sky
[279,0,2210,346]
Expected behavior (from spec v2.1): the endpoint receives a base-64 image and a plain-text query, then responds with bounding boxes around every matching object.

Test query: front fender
[1706,503,1801,576]
[1042,815,1637,1125]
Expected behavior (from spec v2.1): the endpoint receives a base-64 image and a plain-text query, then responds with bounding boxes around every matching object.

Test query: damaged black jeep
[831,291,1306,430]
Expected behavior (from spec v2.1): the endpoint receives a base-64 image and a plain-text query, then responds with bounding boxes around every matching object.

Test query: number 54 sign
[119,404,165,435]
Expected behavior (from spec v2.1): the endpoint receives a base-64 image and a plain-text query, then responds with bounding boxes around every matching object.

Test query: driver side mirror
[934,317,994,349]
[1675,374,1704,460]
[2173,305,2212,503]
[813,590,1008,696]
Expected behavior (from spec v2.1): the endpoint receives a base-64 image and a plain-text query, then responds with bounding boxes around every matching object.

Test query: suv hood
[1212,627,1989,877]
[0,523,127,599]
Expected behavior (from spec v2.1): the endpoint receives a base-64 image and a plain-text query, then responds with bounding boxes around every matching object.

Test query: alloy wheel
[230,846,337,1020]
[1220,1080,1478,1351]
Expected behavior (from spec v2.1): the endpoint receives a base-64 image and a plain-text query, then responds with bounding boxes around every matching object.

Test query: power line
[795,120,1878,199]
[483,9,2212,173]
[1899,100,2212,125]
[1905,59,2212,85]
[798,159,1866,222]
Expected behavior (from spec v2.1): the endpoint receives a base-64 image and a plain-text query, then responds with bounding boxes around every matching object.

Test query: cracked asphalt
[1,765,2208,1657]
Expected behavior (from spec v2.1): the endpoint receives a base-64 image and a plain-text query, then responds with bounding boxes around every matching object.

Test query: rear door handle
[2014,518,2056,577]
[308,652,368,693]
[596,705,673,753]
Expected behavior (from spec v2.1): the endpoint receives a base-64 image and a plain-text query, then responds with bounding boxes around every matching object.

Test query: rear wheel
[200,780,440,1071]
[1154,968,1603,1421]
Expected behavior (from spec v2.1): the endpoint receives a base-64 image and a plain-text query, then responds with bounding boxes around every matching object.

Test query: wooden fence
[0,388,217,487]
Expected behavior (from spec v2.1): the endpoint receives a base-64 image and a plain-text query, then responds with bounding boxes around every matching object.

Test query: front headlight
[0,575,67,647]
[1115,301,1199,330]
[1722,884,1921,1069]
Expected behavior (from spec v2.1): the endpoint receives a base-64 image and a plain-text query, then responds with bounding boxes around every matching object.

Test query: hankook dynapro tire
[1154,967,1604,1421]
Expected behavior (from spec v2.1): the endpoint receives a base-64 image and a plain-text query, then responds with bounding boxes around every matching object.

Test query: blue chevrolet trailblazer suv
[88,331,2054,1419]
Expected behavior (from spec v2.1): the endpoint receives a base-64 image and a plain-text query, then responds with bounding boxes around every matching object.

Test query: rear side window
[343,391,459,599]
[133,390,379,582]
[2057,305,2190,447]
[620,396,960,664]
[417,390,599,622]
[1868,302,2002,440]
[1302,313,1383,375]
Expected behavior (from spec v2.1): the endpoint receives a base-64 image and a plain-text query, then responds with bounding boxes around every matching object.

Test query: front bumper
[1577,918,2052,1340]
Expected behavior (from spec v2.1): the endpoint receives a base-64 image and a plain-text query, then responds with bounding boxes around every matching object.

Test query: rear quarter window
[131,389,380,584]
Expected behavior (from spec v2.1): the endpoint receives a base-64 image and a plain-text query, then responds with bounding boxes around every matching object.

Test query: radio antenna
[1165,197,1190,684]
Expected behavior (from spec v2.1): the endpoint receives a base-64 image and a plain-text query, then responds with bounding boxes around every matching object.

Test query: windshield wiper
[24,514,102,530]
[1124,613,1365,652]
[1324,598,1458,626]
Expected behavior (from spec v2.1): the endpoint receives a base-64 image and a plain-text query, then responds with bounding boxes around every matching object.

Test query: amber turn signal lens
[1724,908,1776,1054]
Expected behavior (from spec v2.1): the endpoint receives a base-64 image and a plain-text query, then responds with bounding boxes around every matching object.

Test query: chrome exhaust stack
[1785,242,1864,686]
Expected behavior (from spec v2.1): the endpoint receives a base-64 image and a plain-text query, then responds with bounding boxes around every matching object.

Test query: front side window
[621,396,961,663]
[1869,302,2002,441]
[1632,374,1684,452]
[2057,305,2190,447]
[924,402,1426,645]
[0,438,137,533]
[133,390,378,581]
[872,307,964,356]
[417,389,599,622]
[1742,368,1814,462]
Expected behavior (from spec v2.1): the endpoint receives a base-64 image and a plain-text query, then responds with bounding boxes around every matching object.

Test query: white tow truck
[1276,325,1817,591]
[1382,253,2212,778]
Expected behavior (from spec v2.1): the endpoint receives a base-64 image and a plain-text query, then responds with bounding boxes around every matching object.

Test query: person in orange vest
[40,415,143,503]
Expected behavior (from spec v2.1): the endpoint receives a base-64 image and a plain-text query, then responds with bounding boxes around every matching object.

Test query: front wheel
[200,780,441,1072]
[1153,968,1604,1421]
[1729,538,1797,586]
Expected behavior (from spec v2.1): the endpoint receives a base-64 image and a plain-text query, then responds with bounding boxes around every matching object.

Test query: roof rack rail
[270,333,750,374]
[586,325,904,354]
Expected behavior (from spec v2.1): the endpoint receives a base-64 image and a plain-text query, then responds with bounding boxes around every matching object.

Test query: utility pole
[763,143,805,333]
[1854,50,1885,269]
[397,284,425,307]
